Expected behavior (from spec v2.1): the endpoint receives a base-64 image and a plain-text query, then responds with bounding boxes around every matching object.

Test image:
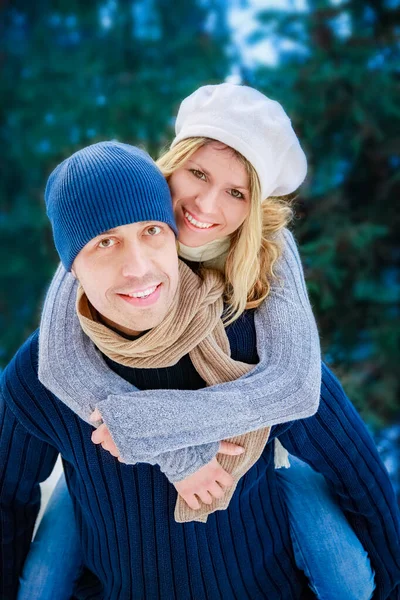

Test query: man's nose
[120,242,151,278]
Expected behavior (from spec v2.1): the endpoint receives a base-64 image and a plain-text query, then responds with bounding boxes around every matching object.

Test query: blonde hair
[157,137,294,324]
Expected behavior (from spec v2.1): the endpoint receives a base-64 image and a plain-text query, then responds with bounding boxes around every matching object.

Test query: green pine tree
[246,0,400,425]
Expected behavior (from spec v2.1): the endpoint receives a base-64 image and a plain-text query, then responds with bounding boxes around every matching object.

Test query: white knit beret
[171,83,307,200]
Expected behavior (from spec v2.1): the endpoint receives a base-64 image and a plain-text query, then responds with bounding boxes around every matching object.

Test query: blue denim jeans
[17,472,82,600]
[18,457,375,600]
[277,456,375,599]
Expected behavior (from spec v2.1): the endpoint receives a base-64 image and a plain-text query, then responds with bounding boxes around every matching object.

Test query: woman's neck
[178,236,230,272]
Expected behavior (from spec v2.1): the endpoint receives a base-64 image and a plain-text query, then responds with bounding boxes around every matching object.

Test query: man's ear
[70,265,77,279]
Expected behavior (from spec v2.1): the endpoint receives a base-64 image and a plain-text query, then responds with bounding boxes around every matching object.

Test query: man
[1,141,399,600]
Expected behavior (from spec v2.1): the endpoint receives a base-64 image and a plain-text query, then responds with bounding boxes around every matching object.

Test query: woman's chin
[177,231,218,247]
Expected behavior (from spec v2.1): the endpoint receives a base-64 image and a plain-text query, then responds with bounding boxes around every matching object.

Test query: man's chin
[112,309,169,337]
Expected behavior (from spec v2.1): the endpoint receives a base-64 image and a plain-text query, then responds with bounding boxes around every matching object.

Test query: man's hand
[173,441,243,510]
[91,420,123,460]
[90,410,244,509]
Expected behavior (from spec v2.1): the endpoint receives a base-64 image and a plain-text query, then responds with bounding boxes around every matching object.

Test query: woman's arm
[38,229,321,480]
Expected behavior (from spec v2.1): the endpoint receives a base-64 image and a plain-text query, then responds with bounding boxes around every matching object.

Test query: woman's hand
[173,441,243,510]
[90,410,244,508]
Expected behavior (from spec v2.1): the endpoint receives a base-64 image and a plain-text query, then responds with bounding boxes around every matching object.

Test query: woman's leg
[17,471,82,600]
[277,455,375,600]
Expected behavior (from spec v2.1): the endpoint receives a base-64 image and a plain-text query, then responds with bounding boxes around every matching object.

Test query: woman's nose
[193,186,219,215]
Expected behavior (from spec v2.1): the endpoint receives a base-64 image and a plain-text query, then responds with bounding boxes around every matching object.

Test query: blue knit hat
[45,141,177,271]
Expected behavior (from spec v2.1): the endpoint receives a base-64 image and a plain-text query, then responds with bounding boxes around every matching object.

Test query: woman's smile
[182,207,217,231]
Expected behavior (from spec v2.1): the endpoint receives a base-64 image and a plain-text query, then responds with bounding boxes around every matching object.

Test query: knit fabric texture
[1,331,400,599]
[38,229,322,484]
[76,260,271,523]
[38,228,322,483]
[45,141,177,271]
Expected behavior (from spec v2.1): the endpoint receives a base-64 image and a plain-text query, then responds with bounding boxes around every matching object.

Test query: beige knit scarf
[76,260,270,524]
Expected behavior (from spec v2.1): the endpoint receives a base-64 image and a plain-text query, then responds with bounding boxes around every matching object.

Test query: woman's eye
[98,238,115,248]
[190,169,207,181]
[229,189,245,200]
[145,225,162,236]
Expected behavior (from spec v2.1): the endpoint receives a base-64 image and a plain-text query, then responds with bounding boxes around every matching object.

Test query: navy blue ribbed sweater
[1,311,399,599]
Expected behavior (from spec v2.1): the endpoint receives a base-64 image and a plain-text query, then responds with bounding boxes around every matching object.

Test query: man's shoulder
[1,328,46,405]
[1,328,67,439]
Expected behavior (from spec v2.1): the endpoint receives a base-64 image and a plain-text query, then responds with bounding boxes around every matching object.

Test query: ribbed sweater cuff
[160,441,219,483]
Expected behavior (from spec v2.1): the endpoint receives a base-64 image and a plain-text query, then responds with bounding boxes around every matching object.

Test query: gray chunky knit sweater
[38,228,321,481]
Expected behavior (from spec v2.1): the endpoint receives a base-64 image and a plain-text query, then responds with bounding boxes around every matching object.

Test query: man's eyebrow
[187,160,249,190]
[96,222,157,237]
[98,228,119,236]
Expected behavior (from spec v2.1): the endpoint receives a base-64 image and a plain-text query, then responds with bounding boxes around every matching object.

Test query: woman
[19,84,377,599]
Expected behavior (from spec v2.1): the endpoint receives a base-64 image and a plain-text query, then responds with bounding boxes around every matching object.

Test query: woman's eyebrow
[187,160,248,190]
[227,184,248,190]
[187,160,211,178]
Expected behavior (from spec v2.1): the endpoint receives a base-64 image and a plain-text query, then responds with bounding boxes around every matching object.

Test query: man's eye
[98,238,115,248]
[145,225,162,236]
[229,189,245,200]
[190,169,207,181]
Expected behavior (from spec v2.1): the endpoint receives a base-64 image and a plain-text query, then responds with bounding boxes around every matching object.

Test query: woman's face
[169,142,251,247]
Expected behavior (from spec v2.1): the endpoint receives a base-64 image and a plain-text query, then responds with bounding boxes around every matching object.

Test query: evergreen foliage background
[1,1,399,488]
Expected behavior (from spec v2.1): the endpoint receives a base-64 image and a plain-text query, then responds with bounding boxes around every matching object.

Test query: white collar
[178,236,230,265]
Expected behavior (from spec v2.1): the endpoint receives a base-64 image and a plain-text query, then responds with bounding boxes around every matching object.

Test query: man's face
[72,221,179,336]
